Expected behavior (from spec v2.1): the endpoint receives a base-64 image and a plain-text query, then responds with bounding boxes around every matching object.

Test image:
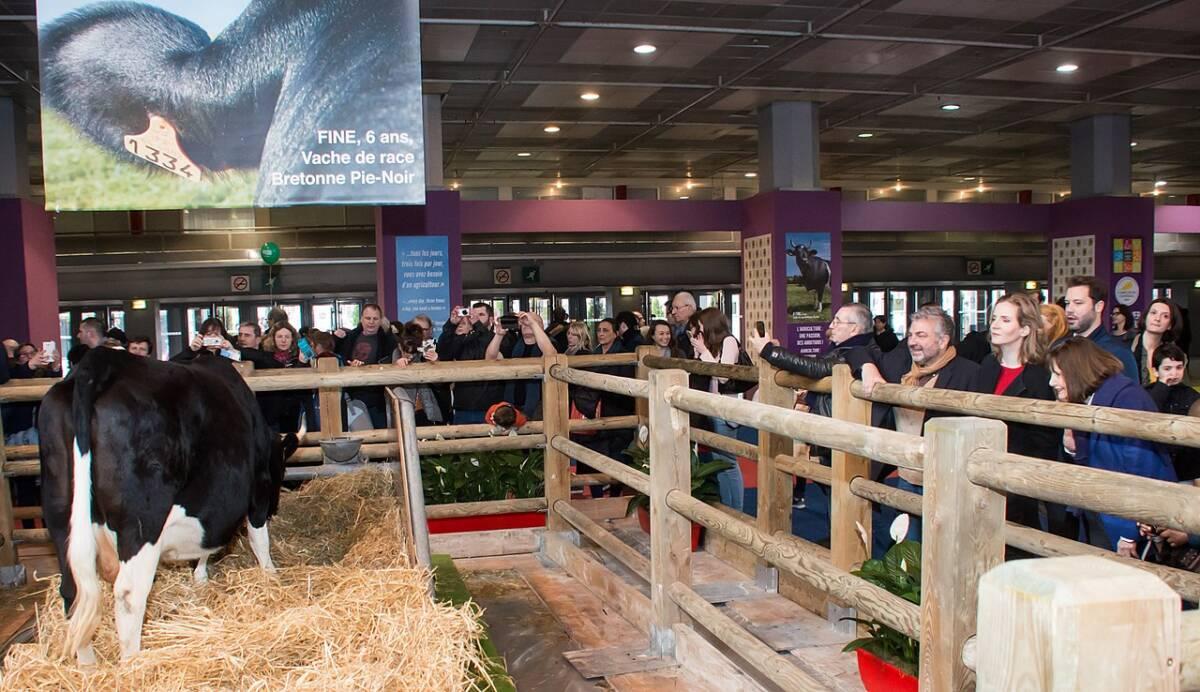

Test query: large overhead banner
[36,0,425,210]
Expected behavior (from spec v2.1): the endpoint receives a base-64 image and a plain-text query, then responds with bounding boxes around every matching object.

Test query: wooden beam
[920,417,1007,692]
[564,352,639,368]
[667,582,830,692]
[774,371,833,394]
[548,364,650,399]
[1181,610,1200,690]
[775,455,832,486]
[648,368,693,655]
[562,646,677,679]
[859,380,1200,449]
[315,357,343,439]
[977,556,1180,691]
[550,436,650,495]
[830,364,872,575]
[542,354,572,533]
[666,490,920,640]
[635,346,655,423]
[691,427,757,460]
[755,361,793,593]
[541,531,653,635]
[553,499,650,582]
[425,497,547,519]
[671,623,768,692]
[968,449,1200,536]
[0,414,14,565]
[665,385,925,471]
[642,354,757,385]
[428,527,541,559]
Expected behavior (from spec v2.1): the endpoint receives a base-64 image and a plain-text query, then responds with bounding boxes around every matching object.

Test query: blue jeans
[708,418,754,513]
[4,428,38,446]
[895,477,924,542]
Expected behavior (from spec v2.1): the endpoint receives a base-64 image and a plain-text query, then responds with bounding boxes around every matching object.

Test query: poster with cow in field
[36,0,425,210]
[784,232,833,324]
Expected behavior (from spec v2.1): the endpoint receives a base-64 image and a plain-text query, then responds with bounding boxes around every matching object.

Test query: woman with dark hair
[648,319,674,357]
[1110,304,1136,347]
[971,293,1062,540]
[237,321,306,433]
[1133,298,1183,386]
[689,307,750,512]
[390,321,443,426]
[614,311,643,351]
[333,303,398,429]
[173,317,237,361]
[1048,337,1175,554]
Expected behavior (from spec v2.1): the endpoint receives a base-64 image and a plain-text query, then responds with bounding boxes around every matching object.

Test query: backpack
[717,338,756,395]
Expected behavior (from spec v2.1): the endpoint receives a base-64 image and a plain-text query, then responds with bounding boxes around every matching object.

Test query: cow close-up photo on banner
[35,0,425,210]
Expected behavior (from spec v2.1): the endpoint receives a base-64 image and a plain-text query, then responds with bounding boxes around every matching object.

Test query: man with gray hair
[850,305,978,541]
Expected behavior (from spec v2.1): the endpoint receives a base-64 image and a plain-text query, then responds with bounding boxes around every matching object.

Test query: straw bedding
[1,468,493,690]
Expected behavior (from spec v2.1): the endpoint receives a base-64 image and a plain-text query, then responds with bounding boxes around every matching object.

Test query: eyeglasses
[830,317,845,325]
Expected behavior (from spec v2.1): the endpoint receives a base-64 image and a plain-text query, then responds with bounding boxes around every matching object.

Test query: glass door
[644,292,671,322]
[888,291,909,337]
[311,302,336,332]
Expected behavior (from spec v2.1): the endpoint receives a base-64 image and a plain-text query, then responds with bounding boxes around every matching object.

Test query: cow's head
[786,242,802,257]
[267,433,299,516]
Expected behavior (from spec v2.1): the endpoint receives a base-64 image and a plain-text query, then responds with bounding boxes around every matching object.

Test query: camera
[421,339,436,353]
[457,308,470,317]
[202,336,222,348]
[499,314,519,330]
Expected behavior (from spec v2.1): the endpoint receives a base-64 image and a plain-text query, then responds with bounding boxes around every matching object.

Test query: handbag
[717,339,756,395]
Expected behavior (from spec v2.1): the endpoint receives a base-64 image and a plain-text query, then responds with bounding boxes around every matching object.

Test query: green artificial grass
[431,554,516,692]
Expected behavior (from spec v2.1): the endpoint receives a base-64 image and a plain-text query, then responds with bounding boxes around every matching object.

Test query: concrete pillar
[375,190,461,320]
[0,97,29,199]
[1070,113,1132,198]
[423,93,444,189]
[757,101,820,191]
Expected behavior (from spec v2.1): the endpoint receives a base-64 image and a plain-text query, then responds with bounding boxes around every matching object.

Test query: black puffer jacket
[759,332,879,417]
[437,319,516,412]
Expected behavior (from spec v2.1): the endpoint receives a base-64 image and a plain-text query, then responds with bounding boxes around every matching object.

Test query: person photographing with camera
[487,311,556,420]
[439,302,506,424]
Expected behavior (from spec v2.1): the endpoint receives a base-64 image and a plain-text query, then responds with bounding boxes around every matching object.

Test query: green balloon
[260,241,281,265]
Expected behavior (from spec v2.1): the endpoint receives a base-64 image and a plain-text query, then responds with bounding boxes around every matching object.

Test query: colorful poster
[394,237,449,324]
[783,232,833,357]
[36,0,425,210]
[1112,238,1143,274]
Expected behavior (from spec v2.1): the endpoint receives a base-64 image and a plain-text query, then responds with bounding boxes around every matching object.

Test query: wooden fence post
[920,417,1007,692]
[977,555,1180,691]
[0,413,14,566]
[648,368,692,656]
[634,345,655,428]
[316,356,343,439]
[543,354,571,533]
[755,359,792,591]
[829,363,872,630]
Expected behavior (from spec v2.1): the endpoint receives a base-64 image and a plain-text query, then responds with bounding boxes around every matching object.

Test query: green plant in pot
[624,438,727,543]
[421,449,545,505]
[842,515,921,689]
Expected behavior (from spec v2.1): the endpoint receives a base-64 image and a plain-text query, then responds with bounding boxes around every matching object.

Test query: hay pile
[1,468,494,690]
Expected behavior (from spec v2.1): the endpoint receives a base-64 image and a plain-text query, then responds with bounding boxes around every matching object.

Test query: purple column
[1048,197,1155,326]
[742,190,842,356]
[375,190,462,318]
[0,198,59,345]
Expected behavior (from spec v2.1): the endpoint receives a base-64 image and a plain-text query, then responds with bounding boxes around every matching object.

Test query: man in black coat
[437,302,514,424]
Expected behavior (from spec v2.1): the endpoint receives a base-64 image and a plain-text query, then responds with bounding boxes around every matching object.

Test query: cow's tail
[63,351,115,659]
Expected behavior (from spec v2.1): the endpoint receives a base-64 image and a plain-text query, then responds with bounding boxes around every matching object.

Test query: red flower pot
[855,649,918,692]
[635,505,703,551]
[427,511,546,534]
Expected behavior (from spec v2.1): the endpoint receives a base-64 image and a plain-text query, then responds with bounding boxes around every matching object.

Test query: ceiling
[3,0,1200,197]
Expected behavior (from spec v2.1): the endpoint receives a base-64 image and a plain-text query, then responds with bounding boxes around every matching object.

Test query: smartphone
[499,314,519,330]
[297,337,314,359]
[202,336,222,347]
[457,308,471,317]
[421,339,436,353]
[42,340,57,354]
[754,321,766,338]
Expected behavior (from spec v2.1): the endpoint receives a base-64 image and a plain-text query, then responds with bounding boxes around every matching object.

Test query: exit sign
[522,266,541,283]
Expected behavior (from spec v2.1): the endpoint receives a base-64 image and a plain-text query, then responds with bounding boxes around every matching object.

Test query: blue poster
[394,237,450,324]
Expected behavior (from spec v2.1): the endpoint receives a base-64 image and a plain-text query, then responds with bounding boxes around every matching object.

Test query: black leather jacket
[759,333,879,418]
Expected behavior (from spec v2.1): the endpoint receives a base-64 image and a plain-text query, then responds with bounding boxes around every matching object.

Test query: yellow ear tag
[122,115,203,182]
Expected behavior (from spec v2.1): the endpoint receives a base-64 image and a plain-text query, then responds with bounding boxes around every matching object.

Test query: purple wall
[375,190,462,317]
[1154,206,1200,234]
[842,200,1050,233]
[0,199,59,344]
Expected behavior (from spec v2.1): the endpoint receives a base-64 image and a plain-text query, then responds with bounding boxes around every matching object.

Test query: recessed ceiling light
[633,44,657,55]
[1130,141,1138,147]
[543,125,560,133]
[1056,63,1079,73]
[940,103,961,111]
[679,196,689,200]
[517,152,532,157]
[962,176,976,181]
[744,172,757,178]
[857,132,874,139]
[580,92,600,101]
[1155,180,1167,187]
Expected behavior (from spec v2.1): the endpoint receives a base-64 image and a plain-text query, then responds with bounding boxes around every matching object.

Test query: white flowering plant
[841,516,921,677]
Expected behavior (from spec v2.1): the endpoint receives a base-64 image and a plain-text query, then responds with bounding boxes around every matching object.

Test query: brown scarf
[900,345,958,387]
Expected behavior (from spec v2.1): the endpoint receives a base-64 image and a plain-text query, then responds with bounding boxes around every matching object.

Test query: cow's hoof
[75,644,97,667]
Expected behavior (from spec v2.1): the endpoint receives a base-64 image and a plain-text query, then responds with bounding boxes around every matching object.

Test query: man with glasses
[668,291,698,357]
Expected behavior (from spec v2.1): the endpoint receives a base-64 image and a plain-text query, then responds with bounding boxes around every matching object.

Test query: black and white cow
[39,0,423,206]
[786,243,832,314]
[38,347,297,662]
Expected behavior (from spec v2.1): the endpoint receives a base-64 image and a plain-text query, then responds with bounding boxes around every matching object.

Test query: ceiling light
[1024,281,1038,290]
[517,152,532,157]
[894,180,903,191]
[543,125,560,133]
[450,182,459,190]
[580,92,600,102]
[1130,141,1138,147]
[1056,63,1079,73]
[962,177,975,181]
[857,132,874,139]
[1155,180,1167,187]
[940,103,961,111]
[679,196,689,200]
[744,172,757,178]
[633,44,657,55]
[976,184,986,193]
[685,180,694,190]
[556,179,564,189]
